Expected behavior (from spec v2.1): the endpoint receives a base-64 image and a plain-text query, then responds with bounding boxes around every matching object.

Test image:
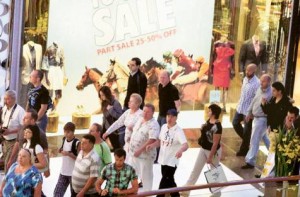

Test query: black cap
[167,109,178,116]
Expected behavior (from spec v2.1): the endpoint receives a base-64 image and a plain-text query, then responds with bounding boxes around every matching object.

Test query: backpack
[60,137,79,156]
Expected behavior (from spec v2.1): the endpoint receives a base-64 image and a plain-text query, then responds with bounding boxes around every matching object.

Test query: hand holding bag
[204,164,227,193]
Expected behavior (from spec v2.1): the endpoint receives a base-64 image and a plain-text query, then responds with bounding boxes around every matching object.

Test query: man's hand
[175,150,183,159]
[2,128,9,135]
[112,188,121,194]
[76,190,85,197]
[146,144,154,152]
[206,157,213,164]
[134,149,142,157]
[245,114,253,123]
[101,189,108,196]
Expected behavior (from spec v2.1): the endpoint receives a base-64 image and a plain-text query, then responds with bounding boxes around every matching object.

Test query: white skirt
[48,66,63,90]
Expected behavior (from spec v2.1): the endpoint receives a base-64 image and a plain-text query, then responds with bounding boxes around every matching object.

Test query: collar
[130,69,139,76]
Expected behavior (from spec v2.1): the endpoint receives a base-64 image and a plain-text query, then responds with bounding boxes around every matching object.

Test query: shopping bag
[209,90,221,103]
[261,152,275,178]
[204,164,227,193]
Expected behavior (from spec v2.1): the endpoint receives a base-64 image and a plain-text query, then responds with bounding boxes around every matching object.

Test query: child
[53,122,80,197]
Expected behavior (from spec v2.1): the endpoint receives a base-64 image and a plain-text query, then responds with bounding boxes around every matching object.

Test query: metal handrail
[128,175,300,197]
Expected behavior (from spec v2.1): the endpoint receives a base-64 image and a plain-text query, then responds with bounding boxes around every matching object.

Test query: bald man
[241,74,272,169]
[158,70,181,126]
[232,64,260,156]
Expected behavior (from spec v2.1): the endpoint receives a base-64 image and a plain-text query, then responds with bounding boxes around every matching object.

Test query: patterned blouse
[106,109,143,144]
[2,162,42,197]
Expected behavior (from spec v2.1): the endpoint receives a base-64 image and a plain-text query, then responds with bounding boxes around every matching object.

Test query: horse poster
[46,0,215,115]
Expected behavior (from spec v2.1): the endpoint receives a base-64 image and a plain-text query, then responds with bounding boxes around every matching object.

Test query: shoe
[138,182,143,188]
[236,151,247,156]
[241,163,254,169]
[255,174,261,178]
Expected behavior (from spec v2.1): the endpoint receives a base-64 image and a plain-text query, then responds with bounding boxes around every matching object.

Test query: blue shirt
[236,75,260,115]
[2,162,42,197]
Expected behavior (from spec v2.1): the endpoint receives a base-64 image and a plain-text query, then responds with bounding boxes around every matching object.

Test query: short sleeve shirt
[101,163,138,196]
[72,150,100,194]
[129,117,160,160]
[1,104,25,140]
[158,82,180,117]
[158,124,187,167]
[28,85,49,113]
[3,162,42,197]
[199,121,222,150]
[94,141,112,174]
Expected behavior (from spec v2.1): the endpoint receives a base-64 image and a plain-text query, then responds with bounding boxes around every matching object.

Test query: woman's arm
[207,134,221,164]
[33,182,42,197]
[108,100,123,119]
[0,180,5,196]
[34,152,47,169]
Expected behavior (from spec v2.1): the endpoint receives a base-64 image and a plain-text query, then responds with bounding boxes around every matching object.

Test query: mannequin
[20,41,43,108]
[239,35,267,76]
[42,42,66,111]
[212,34,235,112]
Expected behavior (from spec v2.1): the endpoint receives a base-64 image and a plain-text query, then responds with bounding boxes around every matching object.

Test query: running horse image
[140,57,165,109]
[171,49,209,109]
[76,59,129,105]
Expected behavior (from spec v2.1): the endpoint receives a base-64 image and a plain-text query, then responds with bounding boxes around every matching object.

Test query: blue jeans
[232,112,253,153]
[245,117,270,166]
[37,114,48,132]
[157,115,167,127]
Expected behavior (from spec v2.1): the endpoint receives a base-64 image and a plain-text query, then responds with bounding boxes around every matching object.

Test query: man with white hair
[0,90,25,172]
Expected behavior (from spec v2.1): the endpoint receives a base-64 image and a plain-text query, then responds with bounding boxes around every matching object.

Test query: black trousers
[157,165,180,197]
[232,112,253,153]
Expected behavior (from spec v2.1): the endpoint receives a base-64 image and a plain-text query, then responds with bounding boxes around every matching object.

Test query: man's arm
[134,139,156,157]
[175,142,188,159]
[37,104,47,121]
[114,178,138,195]
[95,178,105,194]
[77,177,97,196]
[174,100,181,112]
[7,142,19,169]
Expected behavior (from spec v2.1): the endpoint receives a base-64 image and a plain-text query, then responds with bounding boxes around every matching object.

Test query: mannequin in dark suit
[239,35,267,76]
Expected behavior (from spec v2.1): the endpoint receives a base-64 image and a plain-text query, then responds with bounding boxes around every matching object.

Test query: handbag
[204,164,227,193]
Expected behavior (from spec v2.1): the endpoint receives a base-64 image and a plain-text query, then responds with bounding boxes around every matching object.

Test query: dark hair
[27,109,38,121]
[114,148,126,159]
[36,70,44,81]
[92,123,104,138]
[131,57,141,66]
[24,125,41,149]
[99,86,114,113]
[208,104,222,119]
[144,103,155,112]
[64,122,76,132]
[83,134,96,144]
[288,106,299,117]
[272,81,286,96]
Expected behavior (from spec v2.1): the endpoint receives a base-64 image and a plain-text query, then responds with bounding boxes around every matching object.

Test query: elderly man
[241,74,272,169]
[27,70,50,131]
[129,103,160,191]
[0,90,25,172]
[232,64,260,156]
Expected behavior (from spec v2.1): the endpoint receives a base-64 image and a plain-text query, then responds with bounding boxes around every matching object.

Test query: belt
[254,116,267,118]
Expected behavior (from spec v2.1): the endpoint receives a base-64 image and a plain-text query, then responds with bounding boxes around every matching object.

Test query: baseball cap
[167,109,178,116]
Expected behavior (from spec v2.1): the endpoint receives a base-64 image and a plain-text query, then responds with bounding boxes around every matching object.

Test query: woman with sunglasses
[22,125,47,172]
[0,148,42,196]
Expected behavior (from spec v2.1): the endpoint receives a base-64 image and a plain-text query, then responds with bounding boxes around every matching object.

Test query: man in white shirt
[147,109,188,197]
[129,103,160,191]
[0,90,25,172]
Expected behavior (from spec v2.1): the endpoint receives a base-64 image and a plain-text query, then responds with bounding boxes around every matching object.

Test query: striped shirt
[236,75,260,115]
[72,149,99,194]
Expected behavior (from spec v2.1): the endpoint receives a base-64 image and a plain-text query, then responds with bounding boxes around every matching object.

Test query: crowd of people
[0,57,299,196]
